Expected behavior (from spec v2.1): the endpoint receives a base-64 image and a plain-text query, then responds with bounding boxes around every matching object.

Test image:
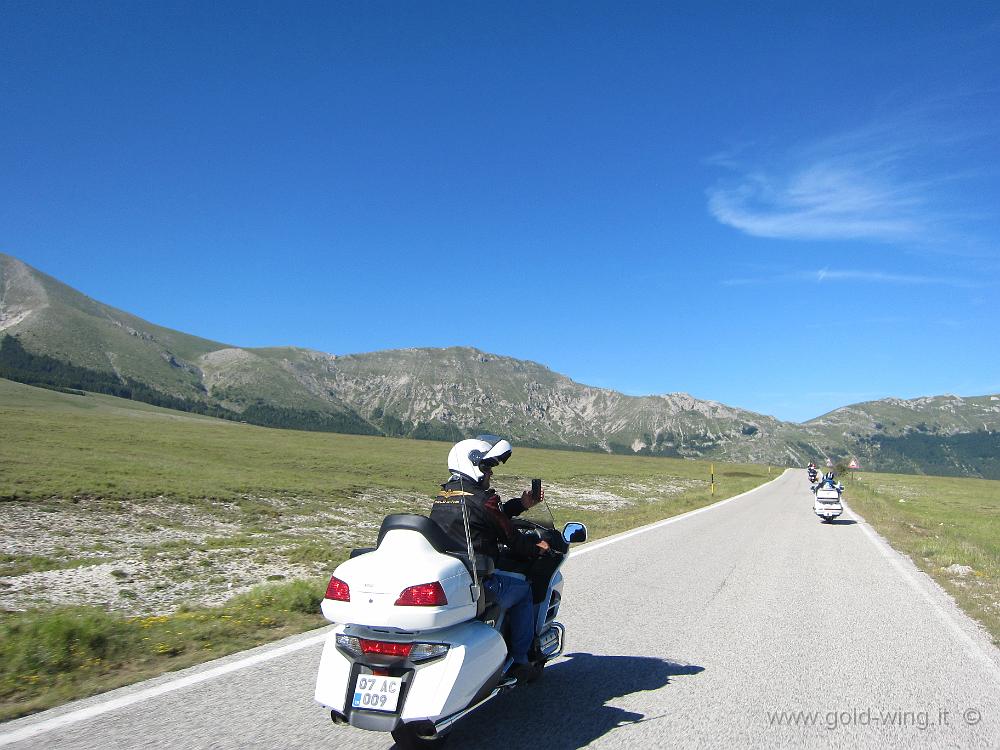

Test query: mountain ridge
[3,252,998,477]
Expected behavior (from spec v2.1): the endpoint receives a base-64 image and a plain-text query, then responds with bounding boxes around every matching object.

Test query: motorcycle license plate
[352,675,402,712]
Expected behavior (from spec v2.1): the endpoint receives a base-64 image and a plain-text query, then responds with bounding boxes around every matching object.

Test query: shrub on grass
[0,579,330,719]
[0,607,134,676]
[227,578,325,615]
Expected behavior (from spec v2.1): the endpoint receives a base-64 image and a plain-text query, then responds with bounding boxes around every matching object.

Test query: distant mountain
[801,395,1000,476]
[3,252,998,477]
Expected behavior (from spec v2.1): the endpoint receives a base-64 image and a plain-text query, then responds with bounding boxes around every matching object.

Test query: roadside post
[710,463,715,496]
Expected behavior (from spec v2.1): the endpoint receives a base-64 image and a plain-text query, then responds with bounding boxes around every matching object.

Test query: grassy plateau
[0,378,775,720]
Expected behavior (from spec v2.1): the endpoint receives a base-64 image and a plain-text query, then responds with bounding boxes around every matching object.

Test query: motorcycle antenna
[538,485,556,529]
[457,474,481,605]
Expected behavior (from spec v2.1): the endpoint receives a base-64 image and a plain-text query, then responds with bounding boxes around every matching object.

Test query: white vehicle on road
[314,500,586,748]
[813,486,843,522]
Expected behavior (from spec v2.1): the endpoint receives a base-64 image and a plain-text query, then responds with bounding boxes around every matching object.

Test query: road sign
[848,458,860,470]
[825,458,833,467]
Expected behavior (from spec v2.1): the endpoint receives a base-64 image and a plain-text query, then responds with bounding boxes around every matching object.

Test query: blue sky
[2,2,998,422]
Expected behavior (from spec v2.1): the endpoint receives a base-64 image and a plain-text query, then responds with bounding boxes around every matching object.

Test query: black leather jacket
[430,475,541,563]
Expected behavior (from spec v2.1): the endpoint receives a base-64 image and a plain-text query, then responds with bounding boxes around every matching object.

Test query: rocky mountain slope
[3,253,998,476]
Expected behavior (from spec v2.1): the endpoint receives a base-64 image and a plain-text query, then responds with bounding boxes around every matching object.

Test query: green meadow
[0,378,774,719]
[845,470,1000,646]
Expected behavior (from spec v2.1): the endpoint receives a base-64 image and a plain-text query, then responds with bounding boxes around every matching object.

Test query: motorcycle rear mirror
[562,522,587,544]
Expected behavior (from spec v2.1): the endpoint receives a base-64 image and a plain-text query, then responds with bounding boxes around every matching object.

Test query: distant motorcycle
[314,491,587,748]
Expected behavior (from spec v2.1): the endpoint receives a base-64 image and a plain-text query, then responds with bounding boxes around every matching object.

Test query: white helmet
[447,434,513,483]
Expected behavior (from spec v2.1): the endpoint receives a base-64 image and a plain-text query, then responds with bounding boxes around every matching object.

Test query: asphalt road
[3,469,999,749]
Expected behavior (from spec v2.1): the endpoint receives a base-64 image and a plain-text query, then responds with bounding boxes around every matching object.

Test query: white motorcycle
[314,495,587,748]
[813,485,844,522]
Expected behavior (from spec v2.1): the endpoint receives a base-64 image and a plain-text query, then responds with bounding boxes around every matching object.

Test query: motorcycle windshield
[519,498,556,530]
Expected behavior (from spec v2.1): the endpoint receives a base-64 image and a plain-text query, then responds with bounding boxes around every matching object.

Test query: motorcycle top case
[322,529,477,631]
[814,488,843,517]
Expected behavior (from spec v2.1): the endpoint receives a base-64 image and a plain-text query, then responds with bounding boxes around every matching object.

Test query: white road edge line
[844,499,1000,685]
[0,470,789,745]
[0,633,330,747]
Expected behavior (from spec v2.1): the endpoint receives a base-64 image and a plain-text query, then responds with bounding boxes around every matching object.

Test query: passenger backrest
[377,514,465,553]
[376,514,495,598]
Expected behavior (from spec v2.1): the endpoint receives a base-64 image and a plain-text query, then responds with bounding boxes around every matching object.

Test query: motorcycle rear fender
[399,620,507,721]
[314,620,507,722]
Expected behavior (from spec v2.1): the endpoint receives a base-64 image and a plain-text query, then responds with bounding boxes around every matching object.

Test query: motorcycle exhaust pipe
[346,680,512,741]
[432,685,507,735]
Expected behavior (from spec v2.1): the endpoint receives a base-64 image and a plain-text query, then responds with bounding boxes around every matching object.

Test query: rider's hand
[536,540,550,553]
[522,487,544,508]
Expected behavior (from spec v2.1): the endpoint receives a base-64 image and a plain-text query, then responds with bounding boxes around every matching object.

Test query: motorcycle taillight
[359,639,413,658]
[325,575,350,602]
[335,635,448,664]
[395,581,448,606]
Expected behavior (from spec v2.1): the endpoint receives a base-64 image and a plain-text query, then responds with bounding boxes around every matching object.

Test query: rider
[430,436,548,679]
[818,471,838,490]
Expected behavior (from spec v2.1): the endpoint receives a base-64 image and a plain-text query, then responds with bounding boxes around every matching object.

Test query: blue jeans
[484,573,534,664]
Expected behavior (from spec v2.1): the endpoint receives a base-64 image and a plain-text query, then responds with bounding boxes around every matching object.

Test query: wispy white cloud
[708,162,927,242]
[722,268,981,288]
[706,103,997,247]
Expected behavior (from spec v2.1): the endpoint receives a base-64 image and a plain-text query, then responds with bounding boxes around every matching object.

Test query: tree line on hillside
[0,334,133,398]
[860,431,1000,480]
[0,334,238,419]
[0,335,377,435]
[240,402,380,435]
